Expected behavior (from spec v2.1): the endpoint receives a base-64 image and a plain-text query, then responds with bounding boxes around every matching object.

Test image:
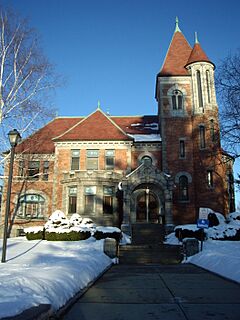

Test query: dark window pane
[43,161,49,181]
[178,95,183,109]
[206,70,211,103]
[180,140,185,158]
[28,161,40,180]
[68,196,77,213]
[103,196,113,214]
[172,95,177,109]
[179,176,189,201]
[197,71,203,108]
[71,150,80,170]
[199,126,206,148]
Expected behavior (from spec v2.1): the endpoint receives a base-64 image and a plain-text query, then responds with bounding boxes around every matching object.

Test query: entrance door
[136,192,159,223]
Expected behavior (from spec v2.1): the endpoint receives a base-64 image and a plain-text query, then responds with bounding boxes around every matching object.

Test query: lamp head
[8,129,21,147]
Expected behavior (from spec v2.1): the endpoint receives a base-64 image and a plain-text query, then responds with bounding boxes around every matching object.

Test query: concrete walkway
[62,264,240,320]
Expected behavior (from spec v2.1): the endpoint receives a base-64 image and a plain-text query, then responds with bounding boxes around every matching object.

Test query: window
[206,70,211,103]
[210,119,215,142]
[228,174,235,212]
[103,186,114,214]
[27,161,40,180]
[43,161,49,181]
[105,150,115,170]
[196,70,203,109]
[199,125,206,149]
[71,150,80,170]
[18,160,25,177]
[179,176,189,201]
[179,140,185,158]
[68,186,77,214]
[86,150,99,170]
[172,90,183,110]
[17,194,45,219]
[84,186,96,213]
[207,170,213,188]
[141,156,152,166]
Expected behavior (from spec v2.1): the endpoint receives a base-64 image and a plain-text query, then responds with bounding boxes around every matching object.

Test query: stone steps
[119,244,183,265]
[131,223,166,245]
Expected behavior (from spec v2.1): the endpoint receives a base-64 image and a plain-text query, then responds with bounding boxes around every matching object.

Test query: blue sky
[3,0,240,206]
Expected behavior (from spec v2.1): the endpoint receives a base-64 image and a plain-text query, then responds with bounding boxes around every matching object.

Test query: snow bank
[187,240,240,283]
[0,238,112,318]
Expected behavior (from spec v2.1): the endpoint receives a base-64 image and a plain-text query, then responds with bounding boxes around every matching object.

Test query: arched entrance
[136,190,159,223]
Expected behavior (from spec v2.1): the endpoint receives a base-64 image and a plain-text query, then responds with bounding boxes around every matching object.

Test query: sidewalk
[62,264,240,320]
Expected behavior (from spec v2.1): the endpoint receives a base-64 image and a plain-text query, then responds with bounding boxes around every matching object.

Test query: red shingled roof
[159,31,192,76]
[53,109,131,141]
[16,117,82,154]
[186,43,214,67]
[15,112,160,154]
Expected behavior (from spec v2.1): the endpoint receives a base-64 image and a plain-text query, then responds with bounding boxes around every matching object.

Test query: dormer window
[172,90,183,110]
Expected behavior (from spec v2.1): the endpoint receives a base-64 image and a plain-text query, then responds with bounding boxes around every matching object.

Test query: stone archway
[121,162,174,235]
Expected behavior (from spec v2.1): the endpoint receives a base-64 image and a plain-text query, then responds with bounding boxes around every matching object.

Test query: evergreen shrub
[45,230,91,241]
[25,230,44,240]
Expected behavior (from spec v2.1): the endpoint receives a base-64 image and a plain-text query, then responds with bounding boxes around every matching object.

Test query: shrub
[25,230,44,240]
[207,225,240,241]
[94,227,122,242]
[45,229,91,241]
[175,227,206,241]
[208,213,219,227]
[24,226,44,240]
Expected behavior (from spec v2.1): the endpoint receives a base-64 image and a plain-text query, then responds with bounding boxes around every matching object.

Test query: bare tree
[0,7,59,157]
[216,49,240,189]
[216,49,240,158]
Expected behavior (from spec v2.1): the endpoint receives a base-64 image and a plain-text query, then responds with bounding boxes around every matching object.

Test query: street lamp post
[146,186,149,223]
[1,129,21,263]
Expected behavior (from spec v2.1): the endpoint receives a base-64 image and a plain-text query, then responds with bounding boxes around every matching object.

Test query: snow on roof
[128,133,161,142]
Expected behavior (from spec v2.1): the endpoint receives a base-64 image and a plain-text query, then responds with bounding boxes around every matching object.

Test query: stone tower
[155,18,233,224]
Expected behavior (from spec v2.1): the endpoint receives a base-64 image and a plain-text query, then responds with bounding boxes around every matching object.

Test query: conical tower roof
[159,18,192,76]
[186,33,214,67]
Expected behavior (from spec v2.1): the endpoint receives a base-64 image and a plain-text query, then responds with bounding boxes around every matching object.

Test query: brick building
[2,20,235,236]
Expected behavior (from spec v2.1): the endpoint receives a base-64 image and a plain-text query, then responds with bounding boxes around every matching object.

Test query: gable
[54,109,131,141]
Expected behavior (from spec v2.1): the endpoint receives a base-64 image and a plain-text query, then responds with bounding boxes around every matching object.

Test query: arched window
[172,90,183,110]
[141,156,152,166]
[206,70,211,103]
[196,70,203,109]
[179,176,189,201]
[17,194,45,219]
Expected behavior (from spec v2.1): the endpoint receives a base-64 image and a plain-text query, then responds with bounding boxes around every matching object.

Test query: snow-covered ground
[0,237,112,319]
[0,209,239,318]
[165,233,240,283]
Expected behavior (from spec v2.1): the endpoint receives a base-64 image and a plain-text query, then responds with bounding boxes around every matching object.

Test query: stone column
[121,193,131,236]
[164,190,174,232]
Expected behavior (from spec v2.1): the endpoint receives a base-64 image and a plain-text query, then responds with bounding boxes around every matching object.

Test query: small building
[1,20,235,237]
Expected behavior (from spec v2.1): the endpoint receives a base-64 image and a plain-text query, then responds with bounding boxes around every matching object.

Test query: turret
[185,32,217,114]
